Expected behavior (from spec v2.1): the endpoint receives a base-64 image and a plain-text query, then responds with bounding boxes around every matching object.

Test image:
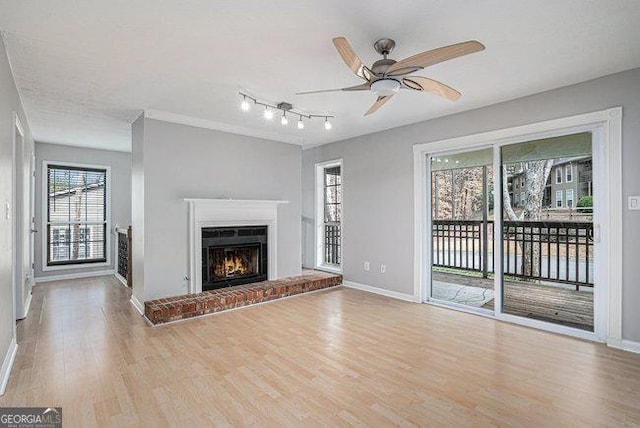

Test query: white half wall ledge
[185,198,289,295]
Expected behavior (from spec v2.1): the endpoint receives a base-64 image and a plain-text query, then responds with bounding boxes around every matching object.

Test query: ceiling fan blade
[332,37,370,81]
[296,83,370,95]
[402,76,461,101]
[364,95,393,116]
[387,40,485,76]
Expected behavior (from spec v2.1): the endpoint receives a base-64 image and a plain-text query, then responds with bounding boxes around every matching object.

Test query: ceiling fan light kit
[238,92,333,130]
[297,37,485,115]
[371,78,401,97]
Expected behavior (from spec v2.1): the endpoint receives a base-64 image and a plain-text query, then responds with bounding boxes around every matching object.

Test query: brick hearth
[144,270,342,325]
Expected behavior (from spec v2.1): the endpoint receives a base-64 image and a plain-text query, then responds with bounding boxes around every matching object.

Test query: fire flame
[224,255,249,277]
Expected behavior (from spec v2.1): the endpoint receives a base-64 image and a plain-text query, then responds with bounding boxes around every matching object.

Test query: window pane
[322,164,342,265]
[47,165,107,266]
[325,186,338,204]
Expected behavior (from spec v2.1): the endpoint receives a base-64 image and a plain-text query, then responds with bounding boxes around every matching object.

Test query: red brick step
[144,270,342,325]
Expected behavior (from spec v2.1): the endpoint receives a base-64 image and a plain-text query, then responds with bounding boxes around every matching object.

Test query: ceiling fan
[297,37,485,116]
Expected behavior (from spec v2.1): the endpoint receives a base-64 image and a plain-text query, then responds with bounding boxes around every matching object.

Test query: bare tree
[502,159,553,277]
[72,171,86,260]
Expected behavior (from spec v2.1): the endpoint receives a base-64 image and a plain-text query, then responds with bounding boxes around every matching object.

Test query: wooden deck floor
[432,271,594,331]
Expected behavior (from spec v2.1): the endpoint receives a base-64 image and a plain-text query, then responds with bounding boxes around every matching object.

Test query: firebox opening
[201,225,268,291]
[209,244,260,282]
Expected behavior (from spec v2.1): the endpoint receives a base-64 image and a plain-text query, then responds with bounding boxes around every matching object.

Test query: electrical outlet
[363,261,370,271]
[380,264,386,274]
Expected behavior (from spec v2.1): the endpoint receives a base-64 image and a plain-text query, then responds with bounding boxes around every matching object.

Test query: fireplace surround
[185,199,288,294]
[202,225,268,290]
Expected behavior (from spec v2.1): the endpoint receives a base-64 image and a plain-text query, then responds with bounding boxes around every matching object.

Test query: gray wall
[0,36,35,389]
[132,117,302,301]
[34,142,131,278]
[302,68,640,342]
[131,115,145,304]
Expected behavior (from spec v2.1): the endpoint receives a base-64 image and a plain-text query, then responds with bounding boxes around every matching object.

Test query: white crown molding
[144,109,305,146]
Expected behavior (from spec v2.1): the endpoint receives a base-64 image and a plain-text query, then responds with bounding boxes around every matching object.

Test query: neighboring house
[507,156,593,209]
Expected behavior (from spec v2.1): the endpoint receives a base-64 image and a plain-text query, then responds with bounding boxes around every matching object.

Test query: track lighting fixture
[240,95,250,111]
[238,92,333,131]
[324,117,332,130]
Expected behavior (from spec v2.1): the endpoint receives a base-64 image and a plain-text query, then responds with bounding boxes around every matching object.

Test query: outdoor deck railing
[324,223,341,265]
[432,219,594,289]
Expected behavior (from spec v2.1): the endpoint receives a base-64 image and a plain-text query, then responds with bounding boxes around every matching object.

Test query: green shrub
[577,196,593,212]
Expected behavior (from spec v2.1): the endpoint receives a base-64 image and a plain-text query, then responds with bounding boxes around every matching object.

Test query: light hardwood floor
[1,276,639,427]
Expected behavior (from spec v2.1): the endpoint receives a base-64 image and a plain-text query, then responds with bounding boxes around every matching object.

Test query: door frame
[12,112,30,320]
[424,145,495,316]
[413,107,622,345]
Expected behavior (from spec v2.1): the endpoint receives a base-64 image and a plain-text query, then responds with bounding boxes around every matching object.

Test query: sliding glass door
[427,132,596,333]
[499,132,594,331]
[429,148,495,311]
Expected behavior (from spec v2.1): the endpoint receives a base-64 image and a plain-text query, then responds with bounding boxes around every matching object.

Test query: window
[555,190,563,208]
[514,178,519,189]
[520,192,525,206]
[46,163,108,267]
[315,160,342,269]
[566,189,574,208]
[556,168,562,184]
[566,165,573,183]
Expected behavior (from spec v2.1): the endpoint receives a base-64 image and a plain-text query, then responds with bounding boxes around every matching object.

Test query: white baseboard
[607,338,640,354]
[343,280,419,303]
[35,269,115,283]
[130,295,144,316]
[19,292,32,320]
[114,272,127,287]
[0,337,17,396]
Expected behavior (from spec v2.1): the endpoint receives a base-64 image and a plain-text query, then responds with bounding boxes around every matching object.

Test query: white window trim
[556,167,562,184]
[314,159,343,273]
[413,107,622,347]
[566,164,573,183]
[566,189,575,208]
[555,190,563,208]
[42,160,111,272]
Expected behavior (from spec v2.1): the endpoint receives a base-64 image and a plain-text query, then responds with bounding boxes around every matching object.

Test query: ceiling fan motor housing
[371,58,397,76]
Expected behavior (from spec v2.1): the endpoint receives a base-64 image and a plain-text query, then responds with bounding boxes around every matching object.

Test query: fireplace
[201,226,268,290]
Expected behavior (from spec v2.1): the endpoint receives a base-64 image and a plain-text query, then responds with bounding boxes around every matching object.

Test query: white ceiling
[1,0,639,152]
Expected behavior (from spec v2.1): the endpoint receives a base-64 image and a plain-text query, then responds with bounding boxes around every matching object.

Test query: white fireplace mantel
[185,198,289,294]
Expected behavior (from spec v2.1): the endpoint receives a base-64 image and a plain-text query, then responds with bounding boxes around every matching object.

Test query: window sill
[315,264,342,274]
[42,260,111,272]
